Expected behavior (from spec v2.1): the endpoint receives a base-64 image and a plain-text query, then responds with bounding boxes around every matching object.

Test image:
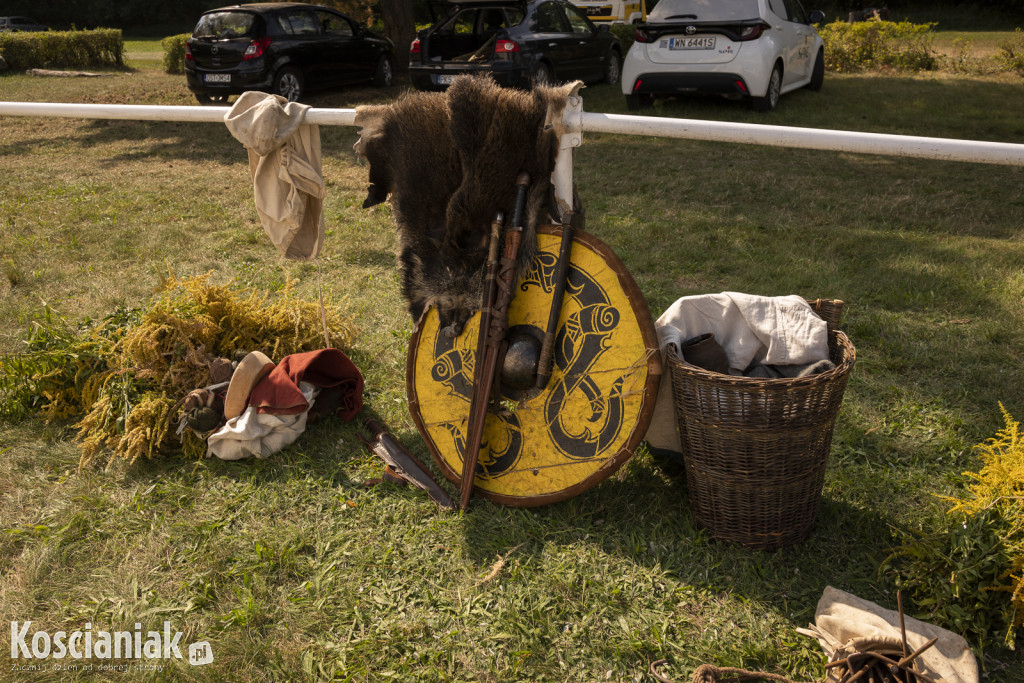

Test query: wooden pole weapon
[459,172,530,509]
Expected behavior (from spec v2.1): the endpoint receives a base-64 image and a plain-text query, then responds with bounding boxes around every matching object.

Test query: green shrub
[0,29,124,71]
[161,33,191,75]
[996,28,1024,76]
[941,37,979,75]
[883,510,1017,654]
[818,19,937,72]
[883,405,1024,653]
[608,23,635,55]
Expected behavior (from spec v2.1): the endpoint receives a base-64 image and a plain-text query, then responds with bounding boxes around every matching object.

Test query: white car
[621,0,825,112]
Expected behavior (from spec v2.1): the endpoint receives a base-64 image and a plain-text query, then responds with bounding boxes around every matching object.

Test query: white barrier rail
[578,112,1024,166]
[0,101,357,126]
[2,101,1024,167]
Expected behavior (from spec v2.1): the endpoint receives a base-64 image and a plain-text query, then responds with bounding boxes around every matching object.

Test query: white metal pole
[1,101,1023,166]
[579,111,1024,166]
[0,101,357,126]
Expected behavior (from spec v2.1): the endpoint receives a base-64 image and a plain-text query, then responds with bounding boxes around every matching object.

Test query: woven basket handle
[806,298,845,332]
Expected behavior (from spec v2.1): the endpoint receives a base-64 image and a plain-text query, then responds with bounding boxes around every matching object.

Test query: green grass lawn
[2,47,1024,682]
[123,39,163,53]
[123,38,165,64]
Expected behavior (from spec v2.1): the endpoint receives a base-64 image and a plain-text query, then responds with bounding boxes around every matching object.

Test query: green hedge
[818,19,937,72]
[608,23,636,55]
[996,28,1024,76]
[162,33,191,75]
[0,29,124,71]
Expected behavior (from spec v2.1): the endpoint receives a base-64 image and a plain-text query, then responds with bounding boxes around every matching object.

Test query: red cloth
[247,349,363,420]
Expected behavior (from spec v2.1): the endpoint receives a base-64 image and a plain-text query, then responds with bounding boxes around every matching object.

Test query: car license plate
[435,74,456,85]
[664,36,716,50]
[203,73,231,84]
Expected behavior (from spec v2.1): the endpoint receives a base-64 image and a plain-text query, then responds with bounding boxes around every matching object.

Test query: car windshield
[648,0,760,23]
[193,11,257,39]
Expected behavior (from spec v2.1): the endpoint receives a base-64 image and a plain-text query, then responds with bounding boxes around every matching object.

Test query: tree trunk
[380,0,415,74]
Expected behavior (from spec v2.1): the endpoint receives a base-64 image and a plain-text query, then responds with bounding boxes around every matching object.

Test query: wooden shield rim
[406,225,663,507]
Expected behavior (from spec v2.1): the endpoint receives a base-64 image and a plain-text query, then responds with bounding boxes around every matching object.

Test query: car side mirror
[808,10,825,24]
[597,24,610,33]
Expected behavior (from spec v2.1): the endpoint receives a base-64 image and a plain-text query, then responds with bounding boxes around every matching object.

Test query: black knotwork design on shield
[424,245,629,480]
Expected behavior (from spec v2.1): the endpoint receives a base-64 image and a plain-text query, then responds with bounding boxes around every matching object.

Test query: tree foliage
[313,0,375,25]
[0,0,392,32]
[818,0,1023,14]
[2,0,1022,32]
[0,1,224,32]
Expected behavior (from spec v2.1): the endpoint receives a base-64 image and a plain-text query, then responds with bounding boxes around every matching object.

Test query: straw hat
[224,351,275,419]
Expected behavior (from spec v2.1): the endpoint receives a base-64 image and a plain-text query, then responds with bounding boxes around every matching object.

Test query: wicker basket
[666,299,855,550]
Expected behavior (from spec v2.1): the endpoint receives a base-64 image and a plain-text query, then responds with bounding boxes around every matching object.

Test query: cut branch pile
[0,269,357,469]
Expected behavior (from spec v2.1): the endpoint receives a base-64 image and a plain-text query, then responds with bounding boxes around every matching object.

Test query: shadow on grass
[122,417,365,491]
[460,448,894,626]
[0,119,243,165]
[63,81,403,165]
[87,120,243,165]
[116,351,429,497]
[577,124,1023,434]
[339,246,397,270]
[0,80,403,166]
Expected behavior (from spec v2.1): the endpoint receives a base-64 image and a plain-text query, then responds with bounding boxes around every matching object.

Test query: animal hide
[354,75,581,337]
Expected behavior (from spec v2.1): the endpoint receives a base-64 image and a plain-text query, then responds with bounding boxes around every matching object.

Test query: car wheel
[752,63,782,112]
[194,93,230,106]
[532,62,552,87]
[808,49,824,91]
[625,94,653,111]
[273,67,304,102]
[373,54,394,88]
[605,50,621,85]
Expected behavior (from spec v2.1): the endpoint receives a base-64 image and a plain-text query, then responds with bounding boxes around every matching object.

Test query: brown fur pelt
[354,75,581,337]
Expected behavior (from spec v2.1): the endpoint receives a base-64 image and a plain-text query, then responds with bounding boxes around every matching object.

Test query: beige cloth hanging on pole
[224,91,325,261]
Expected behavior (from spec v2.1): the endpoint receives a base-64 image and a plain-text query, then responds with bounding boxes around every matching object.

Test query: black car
[410,0,621,90]
[185,3,395,104]
[0,16,50,32]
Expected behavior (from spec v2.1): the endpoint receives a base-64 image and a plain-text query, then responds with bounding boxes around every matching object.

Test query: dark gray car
[0,16,50,32]
[410,0,621,90]
[185,2,395,104]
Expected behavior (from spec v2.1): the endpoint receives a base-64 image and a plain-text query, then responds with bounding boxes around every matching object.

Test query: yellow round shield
[406,226,662,507]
